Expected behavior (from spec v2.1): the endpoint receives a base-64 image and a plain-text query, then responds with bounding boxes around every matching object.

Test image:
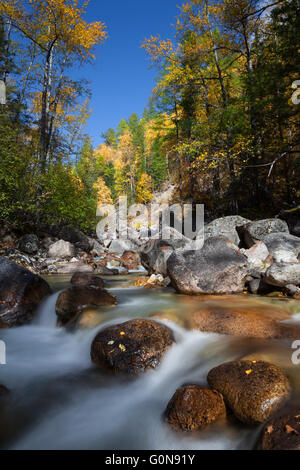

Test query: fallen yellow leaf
[286,425,299,435]
[267,425,273,434]
[119,344,126,352]
[120,332,126,336]
[245,369,252,375]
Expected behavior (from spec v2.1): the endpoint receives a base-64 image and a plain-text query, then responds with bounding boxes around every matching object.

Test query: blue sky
[82,0,182,147]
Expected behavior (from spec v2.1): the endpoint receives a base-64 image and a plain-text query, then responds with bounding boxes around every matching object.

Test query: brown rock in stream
[91,319,175,375]
[207,360,290,424]
[0,256,52,327]
[165,385,226,432]
[188,308,300,340]
[259,410,300,450]
[56,286,117,324]
[71,272,104,289]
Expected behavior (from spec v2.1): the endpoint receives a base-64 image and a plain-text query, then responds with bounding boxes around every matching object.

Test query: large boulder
[141,229,191,276]
[262,232,300,257]
[165,385,226,432]
[0,257,52,327]
[242,219,289,247]
[277,207,300,237]
[56,286,117,324]
[18,234,40,255]
[259,410,300,450]
[187,308,300,340]
[167,237,249,295]
[264,263,300,287]
[201,215,251,246]
[48,240,75,259]
[91,319,175,375]
[207,360,290,424]
[70,272,104,289]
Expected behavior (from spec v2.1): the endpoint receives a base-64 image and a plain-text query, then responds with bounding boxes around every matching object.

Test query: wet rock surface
[165,385,226,432]
[207,360,291,424]
[56,286,117,323]
[188,308,300,340]
[0,256,52,327]
[91,319,175,375]
[259,410,300,450]
[70,272,104,289]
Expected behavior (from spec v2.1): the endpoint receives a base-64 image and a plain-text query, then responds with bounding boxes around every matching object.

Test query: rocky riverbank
[1,212,300,299]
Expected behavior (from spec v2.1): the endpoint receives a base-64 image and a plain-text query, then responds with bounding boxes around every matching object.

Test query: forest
[0,0,299,232]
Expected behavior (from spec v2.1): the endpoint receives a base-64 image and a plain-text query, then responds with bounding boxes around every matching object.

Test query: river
[1,274,300,450]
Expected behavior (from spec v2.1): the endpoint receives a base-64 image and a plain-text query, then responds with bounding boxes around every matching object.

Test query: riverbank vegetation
[0,0,299,233]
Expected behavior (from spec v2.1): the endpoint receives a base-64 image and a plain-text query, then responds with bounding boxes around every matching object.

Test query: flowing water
[1,274,300,450]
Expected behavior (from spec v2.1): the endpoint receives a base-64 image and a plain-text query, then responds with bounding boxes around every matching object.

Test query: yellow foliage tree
[136,173,153,204]
[93,176,113,206]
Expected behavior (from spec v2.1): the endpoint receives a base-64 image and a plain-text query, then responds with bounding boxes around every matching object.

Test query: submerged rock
[207,360,290,424]
[167,237,249,295]
[56,286,117,324]
[91,319,175,375]
[165,385,226,432]
[0,256,52,327]
[259,410,300,450]
[18,234,40,255]
[70,272,104,289]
